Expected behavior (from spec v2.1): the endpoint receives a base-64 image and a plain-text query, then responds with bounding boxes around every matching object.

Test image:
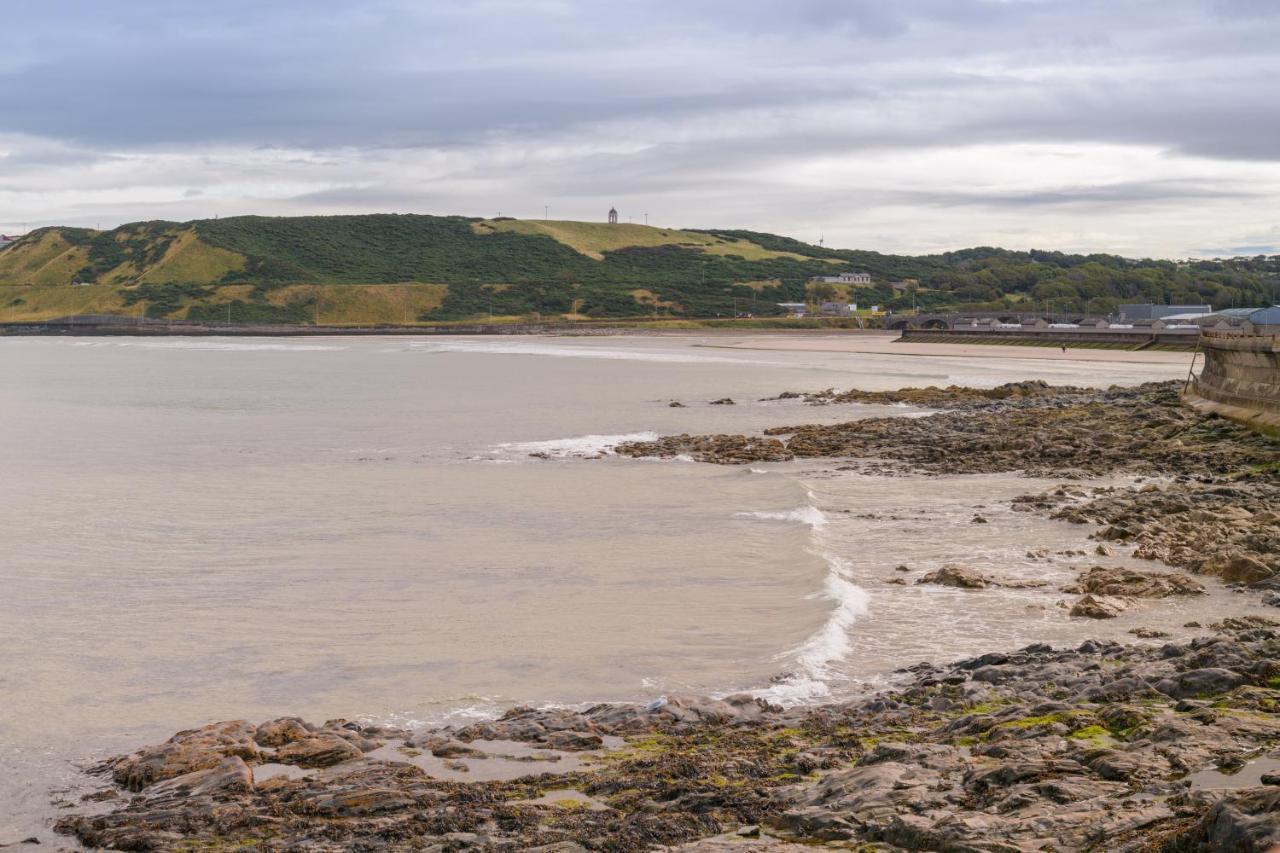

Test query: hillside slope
[0,214,1276,324]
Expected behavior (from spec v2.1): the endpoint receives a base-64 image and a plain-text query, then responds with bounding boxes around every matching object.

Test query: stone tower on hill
[608,207,618,224]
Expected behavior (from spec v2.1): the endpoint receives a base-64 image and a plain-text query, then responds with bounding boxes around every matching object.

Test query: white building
[819,301,856,317]
[810,271,871,285]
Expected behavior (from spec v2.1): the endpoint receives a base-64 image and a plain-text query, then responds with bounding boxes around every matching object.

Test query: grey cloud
[0,0,1278,258]
[0,0,1277,162]
[881,180,1264,210]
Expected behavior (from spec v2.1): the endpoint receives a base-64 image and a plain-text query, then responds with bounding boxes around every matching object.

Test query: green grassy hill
[0,214,1276,324]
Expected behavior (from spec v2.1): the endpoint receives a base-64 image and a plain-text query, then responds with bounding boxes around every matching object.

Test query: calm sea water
[3,333,1252,839]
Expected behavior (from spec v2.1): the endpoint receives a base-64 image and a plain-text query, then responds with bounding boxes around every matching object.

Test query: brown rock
[1203,552,1274,584]
[275,733,363,768]
[1063,566,1204,598]
[542,730,603,751]
[429,739,487,759]
[1070,594,1131,619]
[303,787,416,817]
[255,717,311,747]
[106,720,260,791]
[916,565,991,589]
[141,756,253,802]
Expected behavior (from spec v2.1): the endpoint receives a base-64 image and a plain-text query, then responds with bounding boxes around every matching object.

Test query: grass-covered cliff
[0,214,1276,324]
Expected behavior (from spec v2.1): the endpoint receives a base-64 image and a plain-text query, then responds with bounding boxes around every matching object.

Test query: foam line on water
[70,339,348,352]
[757,551,870,704]
[409,340,783,365]
[741,490,870,705]
[735,505,828,528]
[488,431,660,459]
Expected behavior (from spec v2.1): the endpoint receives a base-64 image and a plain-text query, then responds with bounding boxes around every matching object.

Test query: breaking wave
[738,494,870,704]
[758,553,870,704]
[735,505,828,529]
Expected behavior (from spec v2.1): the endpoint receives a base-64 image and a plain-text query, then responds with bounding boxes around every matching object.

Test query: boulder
[542,730,603,751]
[1063,566,1204,598]
[916,565,992,589]
[1162,787,1280,852]
[1201,552,1275,584]
[141,756,253,802]
[1069,594,1131,619]
[106,720,260,791]
[274,733,364,768]
[301,787,417,817]
[255,717,312,747]
[1152,667,1247,699]
[428,739,488,759]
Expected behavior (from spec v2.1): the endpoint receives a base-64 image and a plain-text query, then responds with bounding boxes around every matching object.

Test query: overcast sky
[1,0,1277,257]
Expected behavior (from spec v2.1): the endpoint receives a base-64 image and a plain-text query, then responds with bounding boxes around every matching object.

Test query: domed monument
[608,206,618,224]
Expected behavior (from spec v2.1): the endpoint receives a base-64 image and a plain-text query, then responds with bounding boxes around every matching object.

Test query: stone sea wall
[1187,330,1280,435]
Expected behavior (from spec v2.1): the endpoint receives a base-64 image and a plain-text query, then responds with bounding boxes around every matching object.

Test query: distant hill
[0,214,1276,324]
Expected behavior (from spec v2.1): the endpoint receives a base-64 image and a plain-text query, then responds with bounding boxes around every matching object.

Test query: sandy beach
[695,330,1198,366]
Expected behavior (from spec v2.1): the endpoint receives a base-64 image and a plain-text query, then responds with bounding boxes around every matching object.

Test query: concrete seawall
[900,327,1199,349]
[1185,330,1280,434]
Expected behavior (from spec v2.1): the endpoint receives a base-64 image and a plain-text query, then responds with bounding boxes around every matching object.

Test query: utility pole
[644,213,648,226]
[544,205,549,220]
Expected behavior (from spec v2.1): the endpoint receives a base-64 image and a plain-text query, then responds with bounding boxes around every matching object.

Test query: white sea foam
[490,431,659,459]
[758,552,870,704]
[736,505,828,529]
[64,339,348,352]
[409,340,781,365]
[741,491,871,705]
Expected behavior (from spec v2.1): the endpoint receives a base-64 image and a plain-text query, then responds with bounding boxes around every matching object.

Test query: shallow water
[0,333,1212,838]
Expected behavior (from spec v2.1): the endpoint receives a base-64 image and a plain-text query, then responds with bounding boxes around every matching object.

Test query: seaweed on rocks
[621,382,1279,478]
[55,628,1280,851]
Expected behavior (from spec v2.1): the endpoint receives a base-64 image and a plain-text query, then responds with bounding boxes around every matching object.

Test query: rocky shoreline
[50,380,1280,851]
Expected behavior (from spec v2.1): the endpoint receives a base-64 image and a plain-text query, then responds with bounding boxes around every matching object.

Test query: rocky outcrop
[1019,480,1280,584]
[765,379,1093,409]
[623,382,1279,477]
[104,719,261,791]
[56,628,1280,852]
[1064,565,1205,597]
[616,434,793,464]
[275,732,366,767]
